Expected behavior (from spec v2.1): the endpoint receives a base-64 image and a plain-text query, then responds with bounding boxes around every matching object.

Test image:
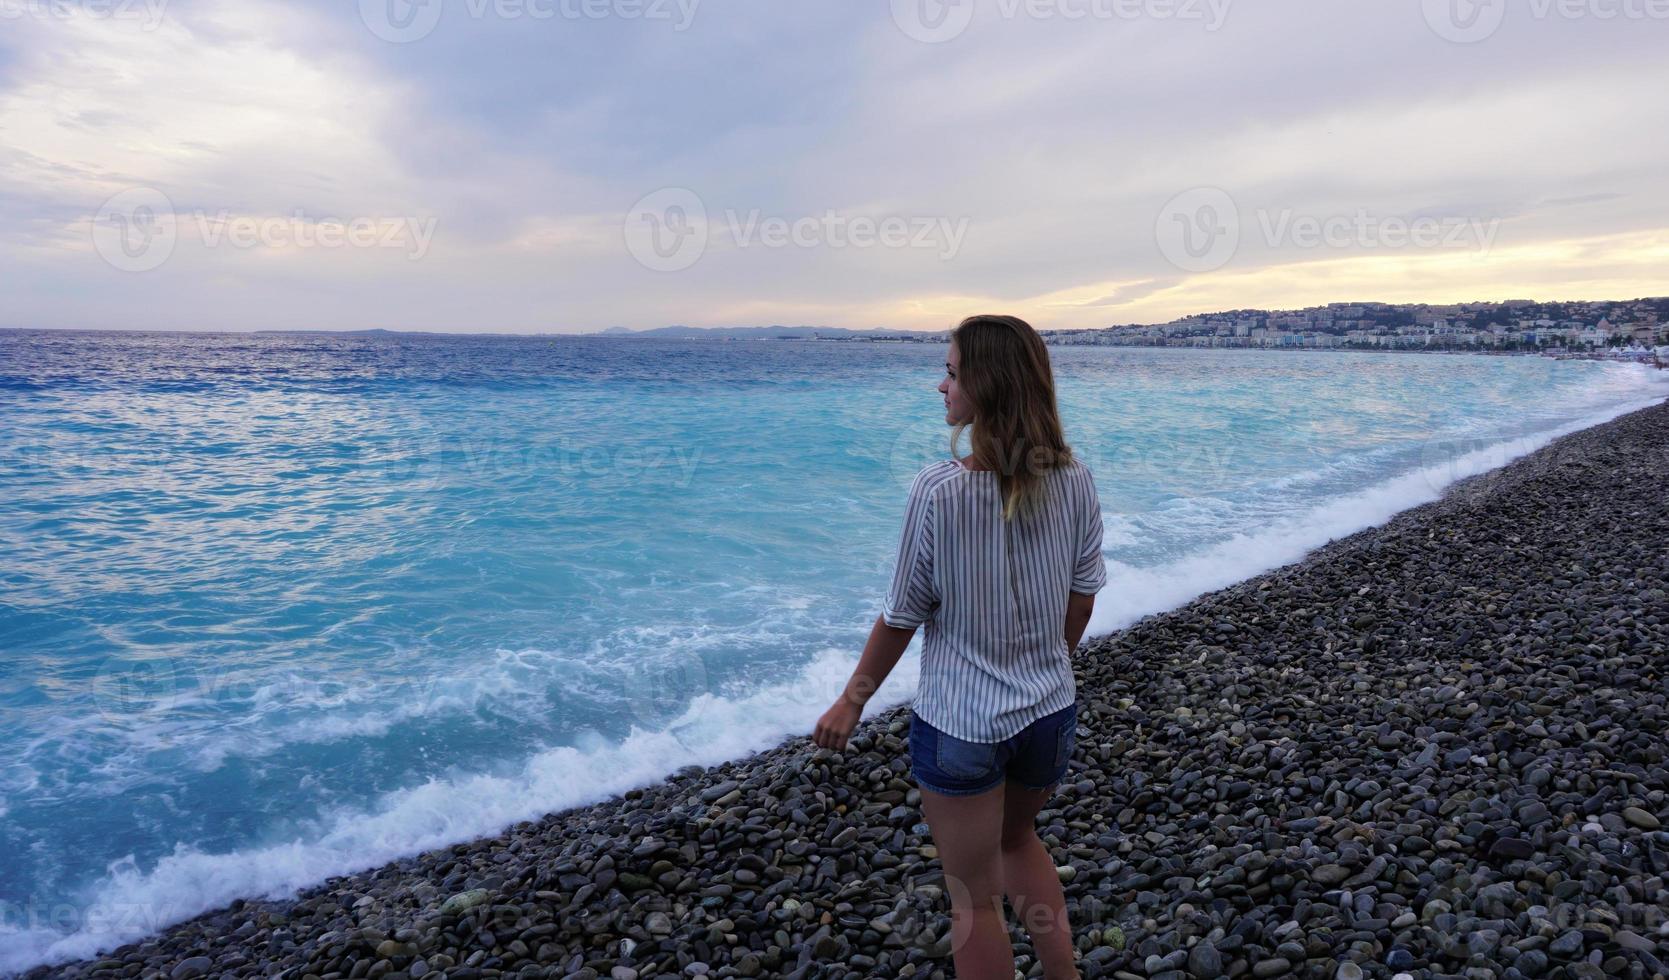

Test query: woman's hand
[813,698,863,752]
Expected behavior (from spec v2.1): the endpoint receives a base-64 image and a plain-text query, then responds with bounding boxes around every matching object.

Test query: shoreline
[17,398,1669,980]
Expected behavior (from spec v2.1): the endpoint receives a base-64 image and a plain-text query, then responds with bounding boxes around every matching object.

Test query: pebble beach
[21,398,1669,980]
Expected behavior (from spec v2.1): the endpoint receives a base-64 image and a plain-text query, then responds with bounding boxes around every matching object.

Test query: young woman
[813,314,1107,980]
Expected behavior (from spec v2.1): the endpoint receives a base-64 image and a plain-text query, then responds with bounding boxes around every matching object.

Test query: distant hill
[251,328,410,335]
[246,325,943,339]
[581,324,938,340]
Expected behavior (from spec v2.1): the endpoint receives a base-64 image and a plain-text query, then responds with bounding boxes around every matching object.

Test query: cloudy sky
[3,0,1666,333]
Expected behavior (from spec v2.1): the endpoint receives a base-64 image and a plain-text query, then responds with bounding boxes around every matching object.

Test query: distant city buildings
[1027,298,1669,358]
[784,298,1667,364]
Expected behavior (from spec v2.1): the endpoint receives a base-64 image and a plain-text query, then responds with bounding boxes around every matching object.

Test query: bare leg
[917,782,1013,980]
[1001,779,1078,980]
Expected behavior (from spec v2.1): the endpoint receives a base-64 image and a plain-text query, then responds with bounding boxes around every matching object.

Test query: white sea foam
[0,646,920,975]
[1099,513,1144,549]
[15,620,804,796]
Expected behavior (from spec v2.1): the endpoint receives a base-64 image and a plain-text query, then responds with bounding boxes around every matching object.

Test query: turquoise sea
[1,329,1665,971]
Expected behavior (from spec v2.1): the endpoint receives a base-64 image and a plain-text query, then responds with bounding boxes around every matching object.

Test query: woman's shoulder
[907,459,965,496]
[924,458,968,481]
[1052,455,1098,494]
[1051,453,1092,478]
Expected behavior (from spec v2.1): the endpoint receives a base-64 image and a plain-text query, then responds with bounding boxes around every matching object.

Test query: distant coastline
[282,295,1669,354]
[574,296,1669,357]
[13,295,1665,355]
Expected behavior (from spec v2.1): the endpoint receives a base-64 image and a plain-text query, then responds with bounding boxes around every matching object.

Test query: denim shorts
[908,701,1078,797]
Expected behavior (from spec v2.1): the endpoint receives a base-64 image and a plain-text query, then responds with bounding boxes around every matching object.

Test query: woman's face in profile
[939,341,972,426]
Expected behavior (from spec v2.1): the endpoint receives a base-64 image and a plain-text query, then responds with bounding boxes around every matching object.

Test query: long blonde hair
[948,314,1074,521]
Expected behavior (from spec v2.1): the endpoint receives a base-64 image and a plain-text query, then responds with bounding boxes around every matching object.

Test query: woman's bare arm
[1065,591,1095,653]
[814,615,915,751]
[840,614,916,708]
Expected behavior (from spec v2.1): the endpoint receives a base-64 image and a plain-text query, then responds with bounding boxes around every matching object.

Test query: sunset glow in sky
[3,0,1666,333]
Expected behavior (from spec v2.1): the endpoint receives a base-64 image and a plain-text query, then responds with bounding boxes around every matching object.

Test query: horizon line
[4,293,1665,339]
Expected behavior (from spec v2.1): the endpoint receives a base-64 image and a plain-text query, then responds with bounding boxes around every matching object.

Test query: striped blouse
[880,455,1108,743]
